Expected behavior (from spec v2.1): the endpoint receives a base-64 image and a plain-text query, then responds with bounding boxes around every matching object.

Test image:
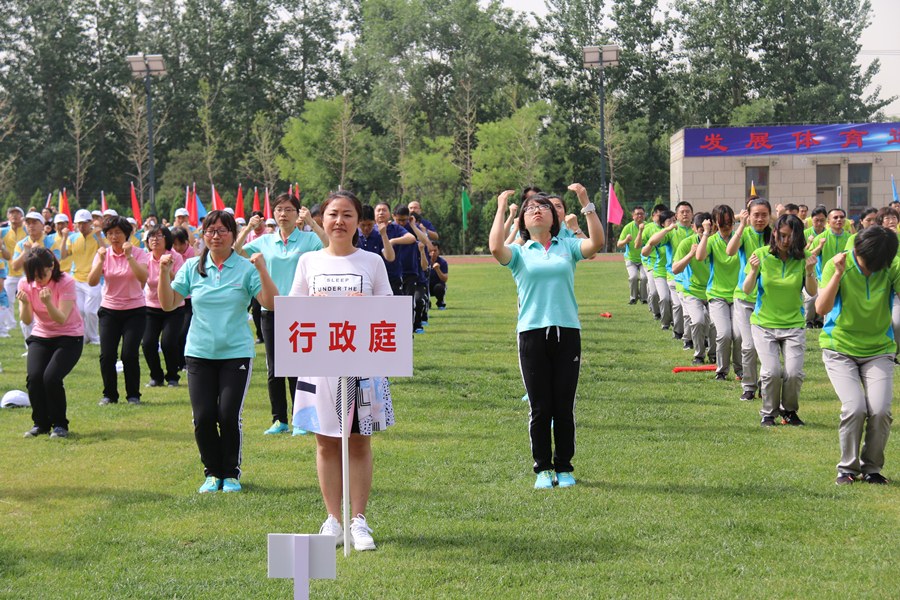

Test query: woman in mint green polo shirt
[742,214,818,427]
[642,209,676,331]
[726,198,772,401]
[158,210,278,494]
[616,206,647,304]
[696,204,742,381]
[816,226,900,485]
[672,212,715,365]
[235,192,324,436]
[488,184,603,490]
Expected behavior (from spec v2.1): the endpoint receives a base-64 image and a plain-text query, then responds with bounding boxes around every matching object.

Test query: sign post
[268,534,337,599]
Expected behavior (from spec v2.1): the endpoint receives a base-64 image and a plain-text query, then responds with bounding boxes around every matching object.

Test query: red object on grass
[672,365,717,373]
[599,312,612,318]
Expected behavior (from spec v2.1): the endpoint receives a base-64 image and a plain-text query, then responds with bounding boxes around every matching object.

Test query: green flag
[461,188,472,231]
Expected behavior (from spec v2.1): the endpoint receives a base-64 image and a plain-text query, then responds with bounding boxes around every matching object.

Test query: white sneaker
[350,514,376,551]
[319,514,343,547]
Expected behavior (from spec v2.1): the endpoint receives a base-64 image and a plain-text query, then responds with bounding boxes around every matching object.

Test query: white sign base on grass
[268,534,336,599]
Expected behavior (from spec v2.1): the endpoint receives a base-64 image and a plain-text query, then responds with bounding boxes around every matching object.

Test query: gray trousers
[683,295,716,360]
[822,350,893,476]
[654,277,672,329]
[733,299,759,393]
[667,280,684,337]
[644,265,659,316]
[751,325,805,418]
[803,290,821,325]
[625,261,648,302]
[709,298,742,377]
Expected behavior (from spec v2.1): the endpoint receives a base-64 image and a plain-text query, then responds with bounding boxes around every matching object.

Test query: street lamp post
[126,54,166,217]
[583,44,620,252]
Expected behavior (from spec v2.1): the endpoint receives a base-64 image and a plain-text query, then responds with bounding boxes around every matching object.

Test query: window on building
[816,164,840,210]
[848,163,871,220]
[746,166,768,200]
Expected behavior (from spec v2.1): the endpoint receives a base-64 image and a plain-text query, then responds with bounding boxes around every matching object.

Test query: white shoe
[350,514,376,551]
[319,514,343,547]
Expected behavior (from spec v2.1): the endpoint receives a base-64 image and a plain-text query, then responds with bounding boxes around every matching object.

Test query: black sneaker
[691,357,705,366]
[146,379,162,387]
[760,416,777,427]
[740,391,756,401]
[781,411,805,426]
[628,299,637,305]
[806,321,815,329]
[654,313,661,320]
[24,426,50,438]
[707,354,716,364]
[662,325,670,331]
[835,473,856,485]
[715,372,727,381]
[166,380,179,387]
[98,397,115,406]
[50,426,69,438]
[641,300,648,304]
[672,332,683,340]
[862,473,889,485]
[683,341,694,350]
[126,397,141,405]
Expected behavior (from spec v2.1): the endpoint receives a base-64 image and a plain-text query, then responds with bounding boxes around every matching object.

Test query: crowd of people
[0,195,450,551]
[618,197,900,485]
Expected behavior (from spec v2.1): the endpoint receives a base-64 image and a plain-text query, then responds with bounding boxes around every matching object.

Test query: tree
[471,102,548,193]
[197,78,220,189]
[240,112,282,193]
[0,95,17,197]
[116,84,167,205]
[64,95,98,205]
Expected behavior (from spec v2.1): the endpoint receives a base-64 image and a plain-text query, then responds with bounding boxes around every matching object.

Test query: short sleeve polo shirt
[734,226,768,303]
[813,229,849,279]
[706,231,740,300]
[172,251,262,359]
[243,227,323,296]
[747,247,809,329]
[505,237,584,333]
[618,221,642,264]
[675,234,710,300]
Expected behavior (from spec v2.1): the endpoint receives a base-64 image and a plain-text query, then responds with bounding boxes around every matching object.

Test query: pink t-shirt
[94,246,147,310]
[179,245,197,260]
[144,250,184,309]
[18,273,84,338]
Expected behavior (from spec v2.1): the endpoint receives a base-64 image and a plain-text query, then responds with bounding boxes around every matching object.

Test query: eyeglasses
[204,228,231,238]
[523,205,551,214]
[274,207,297,214]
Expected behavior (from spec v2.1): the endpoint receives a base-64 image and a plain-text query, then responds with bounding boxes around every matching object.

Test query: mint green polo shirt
[819,252,900,357]
[663,224,692,282]
[172,251,263,359]
[243,228,322,296]
[674,234,709,300]
[641,221,659,269]
[734,226,769,303]
[746,247,810,329]
[813,229,849,279]
[618,221,643,264]
[505,237,584,333]
[706,231,740,300]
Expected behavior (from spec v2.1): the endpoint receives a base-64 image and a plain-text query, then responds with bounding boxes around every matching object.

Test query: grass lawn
[1,260,898,599]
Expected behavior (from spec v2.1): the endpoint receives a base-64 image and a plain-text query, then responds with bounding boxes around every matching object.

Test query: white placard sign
[274,296,413,377]
[268,534,337,600]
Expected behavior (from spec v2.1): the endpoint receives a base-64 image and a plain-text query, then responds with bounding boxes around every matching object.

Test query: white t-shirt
[289,248,393,298]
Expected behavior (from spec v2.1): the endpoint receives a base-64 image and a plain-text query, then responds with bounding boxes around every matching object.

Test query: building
[670,123,900,218]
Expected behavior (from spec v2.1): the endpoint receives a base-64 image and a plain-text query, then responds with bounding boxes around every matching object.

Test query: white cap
[103,209,118,217]
[224,207,235,215]
[1,390,30,408]
[91,210,103,217]
[126,217,137,225]
[235,217,246,225]
[265,218,276,226]
[53,213,69,224]
[7,206,24,215]
[174,208,189,217]
[74,209,92,223]
[24,211,45,224]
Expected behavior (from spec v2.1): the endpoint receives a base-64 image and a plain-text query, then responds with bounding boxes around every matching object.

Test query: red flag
[59,188,71,221]
[264,187,272,220]
[607,183,624,225]
[130,182,142,227]
[234,184,245,219]
[293,182,300,200]
[101,190,108,212]
[288,184,293,198]
[187,184,198,227]
[212,183,224,211]
[45,193,52,209]
[252,187,260,213]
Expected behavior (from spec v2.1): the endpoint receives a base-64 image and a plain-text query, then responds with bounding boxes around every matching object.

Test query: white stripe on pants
[822,350,893,476]
[625,261,647,302]
[709,298,742,377]
[667,280,684,336]
[644,265,659,316]
[733,299,758,393]
[683,295,715,360]
[892,298,900,356]
[751,325,805,418]
[654,277,671,329]
[75,280,101,344]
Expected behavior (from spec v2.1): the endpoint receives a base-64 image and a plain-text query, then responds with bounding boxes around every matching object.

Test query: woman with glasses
[158,210,278,494]
[88,216,148,405]
[235,193,324,436]
[742,214,821,427]
[488,184,603,490]
[141,225,185,387]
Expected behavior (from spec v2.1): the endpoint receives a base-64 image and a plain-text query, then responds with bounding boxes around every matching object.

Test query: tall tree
[64,95,98,205]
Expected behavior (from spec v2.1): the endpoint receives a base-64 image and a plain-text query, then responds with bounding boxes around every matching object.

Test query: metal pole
[598,63,608,252]
[145,70,157,216]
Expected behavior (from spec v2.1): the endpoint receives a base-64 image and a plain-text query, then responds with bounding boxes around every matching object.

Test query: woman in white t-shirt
[289,190,393,552]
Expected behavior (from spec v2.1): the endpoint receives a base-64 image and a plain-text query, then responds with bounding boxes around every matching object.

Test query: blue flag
[195,193,208,219]
[892,175,898,202]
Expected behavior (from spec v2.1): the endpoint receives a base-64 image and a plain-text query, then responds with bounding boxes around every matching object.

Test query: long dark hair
[23,246,62,283]
[855,226,898,273]
[322,190,363,246]
[769,214,806,260]
[517,195,560,241]
[747,197,772,244]
[197,210,237,277]
[712,204,734,231]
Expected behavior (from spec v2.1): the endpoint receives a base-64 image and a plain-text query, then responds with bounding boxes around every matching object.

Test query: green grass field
[1,260,898,599]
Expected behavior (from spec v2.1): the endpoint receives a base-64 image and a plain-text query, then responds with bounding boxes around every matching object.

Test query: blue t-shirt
[430,257,448,287]
[374,223,407,281]
[504,237,584,333]
[172,251,263,359]
[394,223,421,278]
[243,227,322,296]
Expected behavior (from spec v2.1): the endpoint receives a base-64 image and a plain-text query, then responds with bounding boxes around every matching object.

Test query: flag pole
[340,376,351,557]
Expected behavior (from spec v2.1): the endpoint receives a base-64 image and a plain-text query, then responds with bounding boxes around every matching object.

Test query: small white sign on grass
[268,534,337,600]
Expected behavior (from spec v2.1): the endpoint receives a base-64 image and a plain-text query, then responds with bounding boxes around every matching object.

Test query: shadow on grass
[577,479,835,500]
[0,484,171,504]
[73,428,195,444]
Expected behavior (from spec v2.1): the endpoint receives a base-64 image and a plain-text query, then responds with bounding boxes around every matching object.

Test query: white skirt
[292,376,394,437]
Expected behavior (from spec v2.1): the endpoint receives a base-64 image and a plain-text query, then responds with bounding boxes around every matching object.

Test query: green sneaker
[222,478,241,493]
[264,421,290,435]
[292,426,307,436]
[556,471,576,488]
[534,470,555,490]
[198,476,221,494]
